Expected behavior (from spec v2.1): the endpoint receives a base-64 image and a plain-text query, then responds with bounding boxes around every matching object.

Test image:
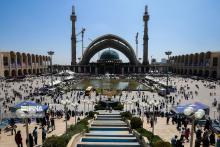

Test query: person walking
[50,117,55,131]
[15,130,23,147]
[185,128,190,142]
[210,132,216,145]
[26,133,33,147]
[171,135,178,147]
[32,126,38,145]
[216,134,220,147]
[42,126,47,143]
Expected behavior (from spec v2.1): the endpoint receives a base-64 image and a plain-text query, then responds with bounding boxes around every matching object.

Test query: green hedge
[130,117,143,129]
[94,101,123,110]
[136,128,171,147]
[43,117,90,147]
[120,111,132,120]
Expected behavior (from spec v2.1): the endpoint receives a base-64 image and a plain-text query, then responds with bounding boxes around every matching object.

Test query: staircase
[76,111,141,147]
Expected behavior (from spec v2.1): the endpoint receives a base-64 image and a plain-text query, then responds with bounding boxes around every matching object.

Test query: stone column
[122,67,124,75]
[78,66,81,73]
[138,67,141,73]
[95,67,98,75]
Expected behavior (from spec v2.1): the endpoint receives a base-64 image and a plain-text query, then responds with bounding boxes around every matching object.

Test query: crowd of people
[0,75,220,147]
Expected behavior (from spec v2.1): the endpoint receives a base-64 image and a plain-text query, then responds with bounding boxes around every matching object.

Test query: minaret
[143,5,149,65]
[71,5,77,65]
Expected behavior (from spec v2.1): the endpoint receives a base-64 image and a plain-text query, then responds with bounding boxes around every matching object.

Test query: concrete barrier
[67,118,94,147]
[125,119,150,147]
[67,130,85,147]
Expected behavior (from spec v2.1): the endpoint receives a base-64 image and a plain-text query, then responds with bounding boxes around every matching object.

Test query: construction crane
[135,32,139,58]
[76,28,86,58]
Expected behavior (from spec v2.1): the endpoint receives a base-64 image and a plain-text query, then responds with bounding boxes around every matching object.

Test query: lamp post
[71,103,79,125]
[90,100,95,111]
[16,109,36,147]
[61,99,71,133]
[128,101,132,113]
[139,103,146,121]
[184,107,205,147]
[47,51,54,87]
[165,51,172,95]
[81,100,86,115]
[86,101,91,112]
[148,100,159,135]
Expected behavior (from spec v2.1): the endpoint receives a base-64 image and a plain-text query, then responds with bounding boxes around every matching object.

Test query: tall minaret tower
[143,5,149,65]
[71,5,77,65]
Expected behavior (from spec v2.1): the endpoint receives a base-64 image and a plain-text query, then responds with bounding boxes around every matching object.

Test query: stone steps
[75,112,140,147]
[81,136,137,142]
[76,142,140,147]
[84,133,134,137]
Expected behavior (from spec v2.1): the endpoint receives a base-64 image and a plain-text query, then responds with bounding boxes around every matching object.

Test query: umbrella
[11,100,48,113]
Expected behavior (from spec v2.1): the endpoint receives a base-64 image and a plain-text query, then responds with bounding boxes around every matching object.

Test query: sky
[0,0,220,64]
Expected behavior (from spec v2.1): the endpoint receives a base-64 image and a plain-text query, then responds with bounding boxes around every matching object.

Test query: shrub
[88,111,98,118]
[94,102,105,110]
[130,117,142,129]
[43,135,66,147]
[121,111,132,120]
[136,128,171,147]
[114,103,124,110]
[153,141,171,147]
[43,117,89,147]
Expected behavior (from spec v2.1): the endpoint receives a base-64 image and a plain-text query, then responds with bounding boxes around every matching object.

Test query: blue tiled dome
[100,50,120,60]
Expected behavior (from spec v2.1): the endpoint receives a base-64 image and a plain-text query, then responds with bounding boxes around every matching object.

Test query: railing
[124,119,150,147]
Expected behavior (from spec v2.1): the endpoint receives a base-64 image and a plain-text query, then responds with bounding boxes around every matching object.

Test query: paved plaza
[0,75,219,147]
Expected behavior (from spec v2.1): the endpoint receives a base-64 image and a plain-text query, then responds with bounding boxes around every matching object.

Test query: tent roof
[11,100,48,112]
[171,102,209,114]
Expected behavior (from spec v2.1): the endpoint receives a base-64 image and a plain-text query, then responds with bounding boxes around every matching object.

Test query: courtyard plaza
[0,75,219,146]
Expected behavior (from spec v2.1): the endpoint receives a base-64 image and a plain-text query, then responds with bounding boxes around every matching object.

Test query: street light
[184,107,205,147]
[90,100,96,111]
[128,101,132,113]
[47,51,54,87]
[165,51,172,95]
[71,102,79,125]
[16,109,36,147]
[148,100,159,135]
[61,99,71,133]
[81,100,86,115]
[139,103,146,121]
[86,101,91,112]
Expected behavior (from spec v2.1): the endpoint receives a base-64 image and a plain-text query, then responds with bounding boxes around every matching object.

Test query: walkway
[76,111,141,147]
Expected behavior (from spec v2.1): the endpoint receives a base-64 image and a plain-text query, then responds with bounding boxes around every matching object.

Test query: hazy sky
[0,0,220,64]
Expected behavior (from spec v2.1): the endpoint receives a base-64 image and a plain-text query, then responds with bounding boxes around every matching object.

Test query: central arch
[80,34,139,65]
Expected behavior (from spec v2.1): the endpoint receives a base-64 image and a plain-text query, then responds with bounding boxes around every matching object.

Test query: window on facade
[3,57,8,66]
[213,57,218,67]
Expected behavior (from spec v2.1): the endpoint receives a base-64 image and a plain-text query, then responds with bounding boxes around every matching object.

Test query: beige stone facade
[0,51,50,77]
[170,51,220,79]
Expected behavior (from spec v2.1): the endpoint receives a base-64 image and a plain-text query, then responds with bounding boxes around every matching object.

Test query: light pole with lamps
[71,103,79,125]
[81,100,86,115]
[86,101,91,112]
[61,99,71,133]
[165,51,172,95]
[139,103,146,121]
[148,100,159,136]
[184,107,205,147]
[16,108,36,147]
[47,51,54,87]
[128,101,132,113]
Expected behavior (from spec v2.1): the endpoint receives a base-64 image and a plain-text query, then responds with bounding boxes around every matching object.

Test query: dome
[99,50,120,60]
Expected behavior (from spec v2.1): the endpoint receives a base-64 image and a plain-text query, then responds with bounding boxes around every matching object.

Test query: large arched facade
[80,34,139,65]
